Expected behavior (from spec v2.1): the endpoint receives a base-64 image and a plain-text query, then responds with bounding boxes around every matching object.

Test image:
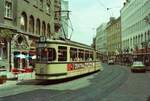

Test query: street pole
[9,40,12,72]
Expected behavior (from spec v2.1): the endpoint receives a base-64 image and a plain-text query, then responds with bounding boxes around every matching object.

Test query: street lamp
[141,41,149,66]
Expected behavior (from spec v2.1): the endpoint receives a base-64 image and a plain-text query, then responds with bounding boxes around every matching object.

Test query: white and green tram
[35,39,103,80]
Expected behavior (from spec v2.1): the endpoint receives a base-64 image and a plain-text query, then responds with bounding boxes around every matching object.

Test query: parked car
[108,59,114,65]
[131,61,146,73]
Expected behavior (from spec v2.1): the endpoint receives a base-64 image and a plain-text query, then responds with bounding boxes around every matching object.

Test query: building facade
[121,0,150,53]
[60,0,69,39]
[0,0,61,71]
[106,17,121,57]
[95,23,107,55]
[54,0,61,37]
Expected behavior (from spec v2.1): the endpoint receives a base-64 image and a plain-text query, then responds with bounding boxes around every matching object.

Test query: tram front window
[36,48,56,62]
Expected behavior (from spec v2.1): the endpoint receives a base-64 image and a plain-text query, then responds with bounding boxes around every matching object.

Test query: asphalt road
[0,64,150,101]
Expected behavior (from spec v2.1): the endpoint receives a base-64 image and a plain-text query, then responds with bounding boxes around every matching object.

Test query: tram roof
[38,39,94,50]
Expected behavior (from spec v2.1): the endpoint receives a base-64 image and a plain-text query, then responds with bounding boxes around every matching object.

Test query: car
[130,61,146,73]
[108,59,114,65]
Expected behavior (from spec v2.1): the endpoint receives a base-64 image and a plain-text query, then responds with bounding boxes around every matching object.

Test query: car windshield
[132,61,144,67]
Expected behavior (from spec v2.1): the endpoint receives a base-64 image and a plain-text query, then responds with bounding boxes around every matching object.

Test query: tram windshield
[36,48,56,62]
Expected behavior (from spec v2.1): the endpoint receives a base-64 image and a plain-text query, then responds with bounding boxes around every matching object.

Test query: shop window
[22,52,27,68]
[58,46,67,61]
[14,51,20,69]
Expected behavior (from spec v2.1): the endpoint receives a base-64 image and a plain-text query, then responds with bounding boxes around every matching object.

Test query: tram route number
[67,63,94,71]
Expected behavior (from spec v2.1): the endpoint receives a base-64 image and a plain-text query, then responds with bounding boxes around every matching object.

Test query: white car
[131,61,146,73]
[108,59,114,64]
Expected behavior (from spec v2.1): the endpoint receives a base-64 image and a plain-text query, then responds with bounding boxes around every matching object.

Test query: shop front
[11,34,37,73]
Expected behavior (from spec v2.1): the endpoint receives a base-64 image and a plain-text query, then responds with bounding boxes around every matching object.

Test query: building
[95,23,108,62]
[0,0,61,71]
[106,17,121,57]
[95,23,107,55]
[121,0,150,64]
[54,0,61,39]
[60,0,69,39]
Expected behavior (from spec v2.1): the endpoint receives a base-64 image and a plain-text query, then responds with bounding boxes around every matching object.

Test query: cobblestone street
[0,64,150,101]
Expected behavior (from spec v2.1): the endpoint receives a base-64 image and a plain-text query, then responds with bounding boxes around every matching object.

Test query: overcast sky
[68,0,124,45]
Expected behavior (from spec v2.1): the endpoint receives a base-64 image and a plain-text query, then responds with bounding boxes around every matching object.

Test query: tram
[35,37,103,80]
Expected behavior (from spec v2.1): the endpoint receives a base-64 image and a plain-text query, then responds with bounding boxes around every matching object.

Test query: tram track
[0,65,128,101]
[49,65,128,101]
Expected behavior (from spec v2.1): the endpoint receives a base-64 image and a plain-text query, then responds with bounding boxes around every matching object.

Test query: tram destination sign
[38,43,47,47]
[39,36,47,42]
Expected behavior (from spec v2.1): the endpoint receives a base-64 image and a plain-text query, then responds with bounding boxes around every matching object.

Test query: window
[78,49,84,61]
[89,51,93,61]
[42,21,46,35]
[36,19,40,35]
[29,15,34,33]
[46,3,50,14]
[47,23,51,36]
[70,48,77,61]
[85,50,89,61]
[20,12,27,31]
[14,51,20,69]
[5,1,12,18]
[48,48,56,61]
[36,48,56,62]
[58,46,67,61]
[39,0,43,9]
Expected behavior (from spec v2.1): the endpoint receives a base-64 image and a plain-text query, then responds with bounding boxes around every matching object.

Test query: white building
[96,23,107,54]
[60,0,69,39]
[121,0,150,53]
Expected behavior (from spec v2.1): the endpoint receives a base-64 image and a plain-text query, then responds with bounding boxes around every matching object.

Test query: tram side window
[89,52,93,61]
[78,49,84,61]
[70,48,77,61]
[48,48,56,61]
[85,50,89,61]
[41,48,48,61]
[96,53,100,60]
[37,48,56,61]
[58,46,67,61]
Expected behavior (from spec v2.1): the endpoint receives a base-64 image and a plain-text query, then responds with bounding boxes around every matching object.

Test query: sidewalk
[0,71,35,85]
